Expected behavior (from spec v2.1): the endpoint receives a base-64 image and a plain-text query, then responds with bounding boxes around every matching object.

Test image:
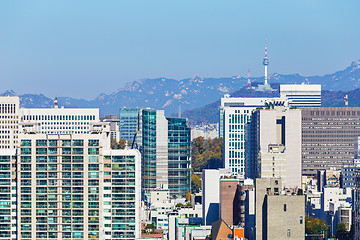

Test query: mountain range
[1,60,360,123]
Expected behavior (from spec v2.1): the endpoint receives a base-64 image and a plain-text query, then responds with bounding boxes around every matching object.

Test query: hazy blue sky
[0,0,359,99]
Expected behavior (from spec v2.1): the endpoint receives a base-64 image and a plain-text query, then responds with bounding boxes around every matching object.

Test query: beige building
[255,178,305,240]
[0,96,20,149]
[252,106,302,188]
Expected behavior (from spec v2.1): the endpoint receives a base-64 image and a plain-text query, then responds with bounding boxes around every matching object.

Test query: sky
[0,0,359,99]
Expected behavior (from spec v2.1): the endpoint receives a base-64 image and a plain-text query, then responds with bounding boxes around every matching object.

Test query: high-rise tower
[263,42,269,85]
[246,63,251,87]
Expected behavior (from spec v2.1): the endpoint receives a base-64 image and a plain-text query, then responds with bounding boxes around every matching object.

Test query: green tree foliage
[110,138,126,149]
[336,222,350,240]
[305,217,329,238]
[191,173,202,193]
[191,137,223,172]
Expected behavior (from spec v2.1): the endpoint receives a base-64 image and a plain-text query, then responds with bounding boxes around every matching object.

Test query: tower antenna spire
[246,63,251,87]
[263,40,269,85]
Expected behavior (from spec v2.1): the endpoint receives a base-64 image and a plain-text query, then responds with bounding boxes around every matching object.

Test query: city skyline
[0,1,359,99]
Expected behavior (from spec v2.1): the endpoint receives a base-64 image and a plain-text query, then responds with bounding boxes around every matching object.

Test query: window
[300,216,303,224]
[287,229,290,237]
[284,204,287,212]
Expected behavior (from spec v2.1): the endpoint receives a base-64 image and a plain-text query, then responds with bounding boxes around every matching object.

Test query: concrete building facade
[252,106,302,188]
[100,115,120,141]
[255,178,305,240]
[302,107,360,175]
[0,96,20,149]
[202,169,231,226]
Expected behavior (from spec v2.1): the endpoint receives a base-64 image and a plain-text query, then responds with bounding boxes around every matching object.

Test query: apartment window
[284,204,287,211]
[287,229,291,237]
[300,216,303,224]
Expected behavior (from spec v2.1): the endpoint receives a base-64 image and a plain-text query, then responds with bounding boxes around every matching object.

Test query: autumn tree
[110,137,127,149]
[305,217,329,238]
[191,137,223,172]
[191,173,201,193]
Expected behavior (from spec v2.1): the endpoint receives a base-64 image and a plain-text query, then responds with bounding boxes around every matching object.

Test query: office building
[19,107,99,135]
[302,107,360,175]
[16,122,141,240]
[0,96,20,149]
[251,106,302,188]
[220,96,275,176]
[100,115,120,141]
[119,107,140,142]
[140,109,191,197]
[280,84,321,107]
[341,164,360,188]
[255,178,305,240]
[354,170,360,239]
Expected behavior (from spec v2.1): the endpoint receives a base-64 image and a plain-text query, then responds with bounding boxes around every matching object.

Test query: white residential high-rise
[280,84,321,107]
[13,121,141,239]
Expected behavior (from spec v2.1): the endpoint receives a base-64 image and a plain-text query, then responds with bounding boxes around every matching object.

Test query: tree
[191,137,223,172]
[191,173,202,193]
[336,222,349,240]
[110,138,127,149]
[118,139,126,149]
[110,137,119,149]
[305,217,329,238]
[186,192,191,202]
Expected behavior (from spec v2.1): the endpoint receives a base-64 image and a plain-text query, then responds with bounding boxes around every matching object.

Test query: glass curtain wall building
[140,109,191,197]
[167,118,191,197]
[0,150,17,240]
[119,107,140,142]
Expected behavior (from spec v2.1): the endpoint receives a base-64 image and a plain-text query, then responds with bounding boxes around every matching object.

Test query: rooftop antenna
[54,97,58,109]
[246,63,252,87]
[345,92,348,107]
[263,40,269,85]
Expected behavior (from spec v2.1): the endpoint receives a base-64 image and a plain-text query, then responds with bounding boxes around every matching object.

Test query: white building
[191,123,218,140]
[220,96,269,176]
[19,107,99,134]
[280,84,321,107]
[0,96,101,149]
[321,187,352,234]
[0,96,20,149]
[202,168,231,226]
[15,121,141,239]
[100,115,120,141]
